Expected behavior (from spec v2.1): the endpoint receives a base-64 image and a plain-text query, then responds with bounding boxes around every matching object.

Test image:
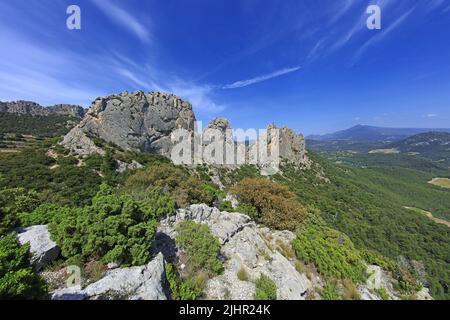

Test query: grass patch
[254,274,277,300]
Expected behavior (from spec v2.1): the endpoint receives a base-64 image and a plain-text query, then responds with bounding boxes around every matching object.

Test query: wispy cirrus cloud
[222,66,301,89]
[90,0,151,43]
[327,0,357,26]
[352,6,416,62]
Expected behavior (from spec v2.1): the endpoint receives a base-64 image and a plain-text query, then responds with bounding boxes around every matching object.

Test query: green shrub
[0,188,41,235]
[321,281,340,300]
[254,274,277,300]
[175,221,223,276]
[219,200,234,212]
[231,178,307,231]
[374,287,389,300]
[140,187,176,220]
[360,249,396,272]
[0,233,47,299]
[49,184,158,266]
[235,204,258,217]
[19,203,71,227]
[292,226,366,283]
[165,263,204,300]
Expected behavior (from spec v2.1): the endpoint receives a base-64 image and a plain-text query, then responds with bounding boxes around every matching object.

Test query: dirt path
[404,207,450,228]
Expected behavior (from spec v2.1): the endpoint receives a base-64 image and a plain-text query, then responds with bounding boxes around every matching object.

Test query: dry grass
[236,266,249,281]
[429,177,450,189]
[368,148,400,154]
[295,260,305,273]
[342,279,360,300]
[276,239,295,260]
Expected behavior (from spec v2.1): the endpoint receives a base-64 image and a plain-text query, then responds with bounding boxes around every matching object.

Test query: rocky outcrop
[267,124,307,166]
[62,91,196,157]
[15,225,60,271]
[116,160,144,173]
[51,253,167,300]
[358,265,399,300]
[158,204,313,300]
[0,100,85,118]
[358,264,433,300]
[198,118,308,173]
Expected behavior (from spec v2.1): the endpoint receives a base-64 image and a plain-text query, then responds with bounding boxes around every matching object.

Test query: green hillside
[0,113,80,151]
[270,153,450,299]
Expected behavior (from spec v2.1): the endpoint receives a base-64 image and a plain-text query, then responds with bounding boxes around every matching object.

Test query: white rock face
[62,91,196,157]
[224,193,239,208]
[16,225,60,271]
[163,204,252,245]
[116,160,143,173]
[159,204,312,300]
[51,253,167,300]
[415,287,433,300]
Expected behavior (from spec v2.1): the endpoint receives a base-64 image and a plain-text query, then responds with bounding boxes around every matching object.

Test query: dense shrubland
[272,153,450,299]
[0,147,102,207]
[292,226,367,283]
[47,184,160,267]
[0,188,41,236]
[123,163,222,208]
[0,113,78,138]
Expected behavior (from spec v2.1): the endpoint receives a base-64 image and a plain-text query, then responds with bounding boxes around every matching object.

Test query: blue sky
[0,0,449,135]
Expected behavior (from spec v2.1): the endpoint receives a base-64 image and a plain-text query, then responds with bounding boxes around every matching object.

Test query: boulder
[52,253,167,300]
[16,225,60,271]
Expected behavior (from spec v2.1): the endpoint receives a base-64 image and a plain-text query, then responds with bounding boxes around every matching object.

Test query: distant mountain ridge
[388,132,450,164]
[0,100,85,118]
[308,125,450,142]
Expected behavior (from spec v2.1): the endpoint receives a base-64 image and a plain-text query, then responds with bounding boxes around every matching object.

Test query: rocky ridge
[0,100,85,118]
[61,90,308,171]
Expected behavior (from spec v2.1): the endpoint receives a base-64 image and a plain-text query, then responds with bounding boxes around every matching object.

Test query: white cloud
[327,0,357,26]
[115,68,153,91]
[91,0,151,43]
[167,80,226,114]
[222,66,301,89]
[426,113,438,118]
